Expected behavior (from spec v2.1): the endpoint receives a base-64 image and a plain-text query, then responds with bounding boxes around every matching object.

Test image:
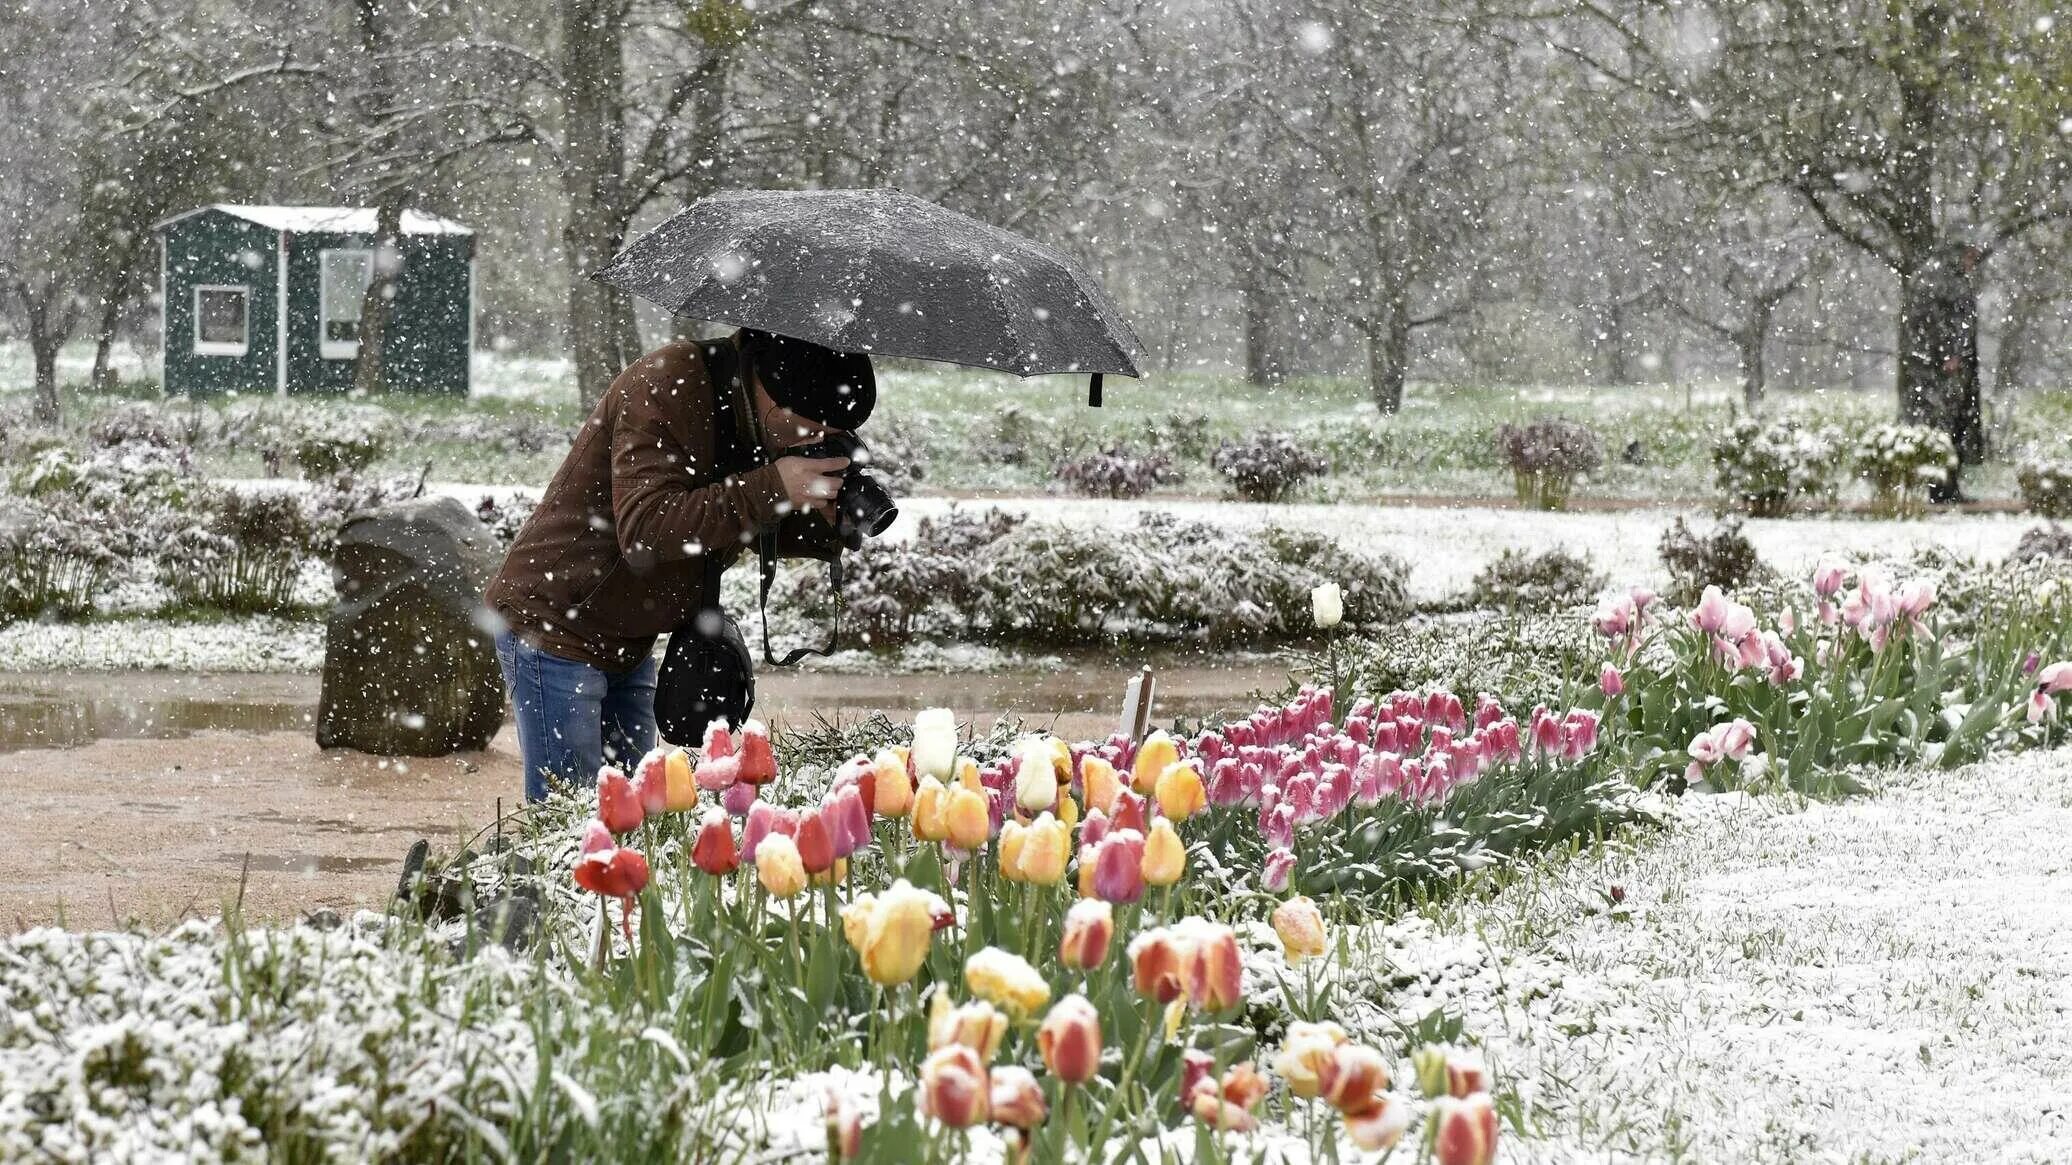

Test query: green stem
[1086,999,1158,1157]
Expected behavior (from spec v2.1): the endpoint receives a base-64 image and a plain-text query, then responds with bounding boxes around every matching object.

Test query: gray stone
[317,496,506,755]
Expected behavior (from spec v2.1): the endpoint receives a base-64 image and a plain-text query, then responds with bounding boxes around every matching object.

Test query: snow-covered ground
[1374,748,2072,1162]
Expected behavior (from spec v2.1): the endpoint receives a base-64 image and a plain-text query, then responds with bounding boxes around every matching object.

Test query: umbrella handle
[1088,373,1103,408]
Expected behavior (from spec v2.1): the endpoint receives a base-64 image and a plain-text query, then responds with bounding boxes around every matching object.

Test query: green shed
[154,204,475,397]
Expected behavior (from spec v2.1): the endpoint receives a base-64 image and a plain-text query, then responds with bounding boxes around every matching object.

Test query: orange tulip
[1190,920,1243,1011]
[1189,1060,1269,1132]
[1317,1044,1391,1113]
[1130,731,1179,794]
[945,785,991,851]
[918,1044,989,1128]
[1037,994,1102,1084]
[1079,755,1122,816]
[928,990,1008,1061]
[1141,819,1186,886]
[989,1065,1048,1130]
[912,776,950,842]
[1129,918,1241,1011]
[1129,928,1190,1004]
[998,821,1029,882]
[871,748,914,817]
[1057,899,1114,971]
[1154,761,1207,821]
[1271,895,1328,964]
[1431,1093,1498,1165]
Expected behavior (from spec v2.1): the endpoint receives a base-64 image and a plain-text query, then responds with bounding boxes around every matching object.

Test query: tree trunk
[31,331,60,425]
[560,0,636,408]
[1366,291,1411,415]
[1735,302,1771,414]
[1897,247,1983,501]
[352,194,408,396]
[1240,272,1283,387]
[87,255,139,394]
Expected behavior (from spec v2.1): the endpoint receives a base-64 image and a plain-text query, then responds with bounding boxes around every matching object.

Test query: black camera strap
[759,533,841,666]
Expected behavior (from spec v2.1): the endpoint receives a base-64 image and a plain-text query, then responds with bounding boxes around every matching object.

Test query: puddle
[0,658,1296,754]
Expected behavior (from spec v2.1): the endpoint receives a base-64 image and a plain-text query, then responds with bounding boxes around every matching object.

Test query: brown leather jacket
[486,336,838,671]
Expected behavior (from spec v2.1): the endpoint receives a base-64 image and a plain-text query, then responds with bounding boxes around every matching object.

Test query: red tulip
[597,766,644,834]
[737,719,777,786]
[702,721,736,758]
[691,807,739,875]
[572,819,651,899]
[1037,994,1102,1084]
[631,749,671,817]
[1090,829,1146,904]
[796,809,836,875]
[917,1044,990,1128]
[1110,789,1148,834]
[1432,1093,1499,1165]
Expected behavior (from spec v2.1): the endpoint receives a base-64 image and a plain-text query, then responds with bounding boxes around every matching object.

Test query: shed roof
[154,204,474,236]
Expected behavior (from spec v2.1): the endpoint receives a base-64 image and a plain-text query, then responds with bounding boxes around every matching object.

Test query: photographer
[486,329,873,802]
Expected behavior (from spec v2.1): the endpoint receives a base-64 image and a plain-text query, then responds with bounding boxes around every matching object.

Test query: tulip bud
[1271,895,1327,963]
[1013,737,1059,815]
[912,776,950,842]
[911,708,958,781]
[1187,919,1243,1011]
[1129,731,1180,795]
[691,807,740,875]
[596,766,644,834]
[1312,581,1344,630]
[965,946,1051,1016]
[1128,928,1188,1004]
[988,1065,1048,1130]
[1431,1093,1499,1165]
[1598,662,1625,699]
[917,1044,989,1128]
[826,785,871,859]
[1110,790,1149,834]
[928,990,1009,1061]
[662,747,698,811]
[1037,994,1102,1084]
[1141,819,1186,887]
[944,785,991,851]
[1411,1044,1449,1098]
[722,780,757,815]
[870,749,914,817]
[1154,761,1208,821]
[755,833,808,898]
[694,752,741,793]
[1016,813,1070,885]
[1079,755,1122,815]
[1262,846,1296,892]
[632,749,671,817]
[1058,899,1114,970]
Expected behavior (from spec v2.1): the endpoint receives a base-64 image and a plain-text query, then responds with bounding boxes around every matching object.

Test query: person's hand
[774,455,849,524]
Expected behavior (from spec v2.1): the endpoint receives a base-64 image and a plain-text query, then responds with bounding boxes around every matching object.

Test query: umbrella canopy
[591,188,1144,404]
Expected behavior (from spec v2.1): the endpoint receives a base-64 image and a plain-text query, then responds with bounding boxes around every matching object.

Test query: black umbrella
[592,188,1144,405]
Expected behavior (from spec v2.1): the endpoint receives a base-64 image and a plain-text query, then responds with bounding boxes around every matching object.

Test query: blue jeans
[495,630,658,803]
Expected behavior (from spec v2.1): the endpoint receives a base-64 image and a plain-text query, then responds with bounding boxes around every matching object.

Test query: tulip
[1191,1060,1270,1132]
[729,719,774,785]
[826,784,871,859]
[1445,1051,1489,1098]
[1343,1095,1411,1152]
[917,1044,989,1128]
[1432,1093,1499,1165]
[1110,790,1149,834]
[572,819,652,899]
[741,801,791,862]
[1078,807,1111,851]
[1317,1043,1390,1113]
[998,821,1029,882]
[1013,738,1059,814]
[1154,761,1208,821]
[2031,687,2054,724]
[1188,919,1244,1010]
[2040,661,2072,694]
[870,749,914,817]
[966,946,1051,1015]
[1813,561,1846,598]
[1719,717,1756,760]
[1080,755,1123,815]
[1090,829,1146,904]
[796,810,836,876]
[945,785,991,851]
[1598,662,1625,699]
[722,780,757,815]
[912,776,950,842]
[1311,581,1344,629]
[928,990,1009,1060]
[911,708,958,781]
[596,766,644,834]
[989,1065,1048,1130]
[632,749,672,817]
[691,807,740,875]
[1273,1020,1349,1099]
[1037,994,1102,1084]
[1129,927,1190,1005]
[1692,585,1730,634]
[694,752,741,793]
[1141,819,1186,887]
[839,879,936,986]
[1129,730,1180,795]
[662,746,698,811]
[1262,846,1296,892]
[1272,895,1327,963]
[823,1087,861,1161]
[756,833,808,898]
[1015,813,1070,885]
[1058,899,1114,970]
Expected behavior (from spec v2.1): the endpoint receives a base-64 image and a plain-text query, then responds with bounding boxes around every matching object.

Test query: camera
[784,432,898,551]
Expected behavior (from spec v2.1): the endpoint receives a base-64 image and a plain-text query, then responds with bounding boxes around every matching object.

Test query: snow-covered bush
[1469,547,1607,613]
[1851,423,1954,517]
[1210,432,1328,502]
[475,492,539,549]
[1055,445,1174,498]
[1711,417,1835,517]
[2016,458,2072,519]
[157,488,317,614]
[1658,516,1764,606]
[1494,416,1602,510]
[0,496,118,624]
[2010,524,2072,564]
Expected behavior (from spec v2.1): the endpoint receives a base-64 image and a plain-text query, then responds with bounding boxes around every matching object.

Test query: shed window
[320,248,374,359]
[193,286,249,357]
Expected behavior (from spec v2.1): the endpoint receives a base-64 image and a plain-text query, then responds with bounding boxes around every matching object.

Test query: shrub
[1712,417,1835,517]
[1851,423,1954,517]
[1210,432,1327,502]
[1494,416,1602,511]
[0,497,118,624]
[1144,412,1214,461]
[2011,524,2072,564]
[1658,516,1764,606]
[2017,458,2072,519]
[476,493,539,549]
[291,431,388,478]
[1055,446,1174,498]
[158,488,318,614]
[1468,548,1607,613]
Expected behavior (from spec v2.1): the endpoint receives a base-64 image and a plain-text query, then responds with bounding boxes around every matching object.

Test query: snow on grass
[0,616,324,672]
[1367,748,2072,1162]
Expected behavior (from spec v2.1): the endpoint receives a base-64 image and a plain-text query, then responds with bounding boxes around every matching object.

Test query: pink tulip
[1207,758,1247,806]
[1813,562,1846,598]
[1079,808,1111,850]
[2038,662,2072,694]
[2029,688,2054,724]
[1898,579,1936,620]
[1531,710,1562,756]
[1720,718,1756,760]
[1262,846,1295,892]
[742,801,796,863]
[826,784,871,859]
[1692,586,1730,634]
[1561,710,1600,759]
[1261,802,1296,851]
[1090,829,1147,904]
[1599,663,1625,698]
[722,781,758,815]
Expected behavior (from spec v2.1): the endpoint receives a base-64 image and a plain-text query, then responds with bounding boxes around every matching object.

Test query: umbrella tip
[1088,373,1103,408]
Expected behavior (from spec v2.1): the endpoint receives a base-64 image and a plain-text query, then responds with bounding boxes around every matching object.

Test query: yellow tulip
[966,946,1052,1016]
[1047,736,1073,782]
[998,821,1029,883]
[1271,895,1328,964]
[1155,761,1207,822]
[945,785,991,851]
[663,747,698,812]
[928,990,1008,1061]
[1055,790,1080,832]
[1080,755,1122,816]
[756,834,808,899]
[913,776,950,842]
[1142,819,1186,887]
[1015,813,1070,885]
[1273,1021,1350,1099]
[842,879,935,986]
[955,756,984,794]
[1130,731,1179,795]
[872,749,914,818]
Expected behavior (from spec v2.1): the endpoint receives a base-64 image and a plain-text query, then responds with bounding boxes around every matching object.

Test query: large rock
[317,495,506,755]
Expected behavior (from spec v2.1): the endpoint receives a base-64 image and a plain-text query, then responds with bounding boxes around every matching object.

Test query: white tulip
[1013,736,1059,813]
[911,707,958,781]
[1311,582,1344,630]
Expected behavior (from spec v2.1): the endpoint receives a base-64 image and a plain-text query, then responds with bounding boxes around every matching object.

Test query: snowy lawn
[1372,747,2072,1162]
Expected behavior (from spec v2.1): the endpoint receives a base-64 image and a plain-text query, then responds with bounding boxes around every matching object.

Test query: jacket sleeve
[607,349,794,572]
